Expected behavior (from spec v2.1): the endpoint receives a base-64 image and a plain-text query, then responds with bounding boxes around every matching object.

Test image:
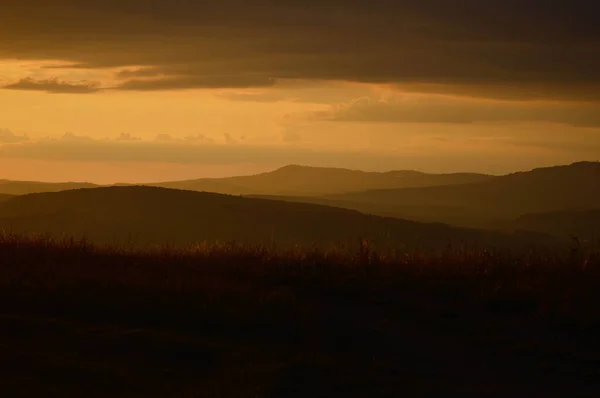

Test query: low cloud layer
[2,78,100,94]
[311,96,600,127]
[112,74,276,91]
[116,132,141,141]
[0,128,29,143]
[0,129,598,177]
[0,135,392,167]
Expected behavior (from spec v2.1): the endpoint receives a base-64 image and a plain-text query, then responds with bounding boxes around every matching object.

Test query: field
[1,233,600,397]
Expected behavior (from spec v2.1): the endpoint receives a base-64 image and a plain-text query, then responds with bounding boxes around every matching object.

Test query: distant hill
[253,162,600,229]
[0,186,549,250]
[247,194,486,228]
[0,166,492,197]
[151,165,493,196]
[516,209,600,241]
[0,180,99,195]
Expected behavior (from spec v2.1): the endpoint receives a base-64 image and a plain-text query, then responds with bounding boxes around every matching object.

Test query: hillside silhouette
[516,208,600,241]
[0,180,99,195]
[151,165,493,196]
[0,166,492,197]
[0,193,12,202]
[2,162,597,238]
[254,162,600,230]
[0,186,550,250]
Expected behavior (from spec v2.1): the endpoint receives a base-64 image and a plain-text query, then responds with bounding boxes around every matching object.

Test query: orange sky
[1,74,598,182]
[1,2,599,182]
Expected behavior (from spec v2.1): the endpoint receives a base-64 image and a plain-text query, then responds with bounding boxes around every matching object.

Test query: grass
[1,233,600,397]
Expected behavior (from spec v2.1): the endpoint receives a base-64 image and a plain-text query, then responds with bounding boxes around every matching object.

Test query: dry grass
[2,233,600,396]
[1,232,599,323]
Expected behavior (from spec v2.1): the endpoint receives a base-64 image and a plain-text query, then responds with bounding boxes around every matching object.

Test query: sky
[1,0,599,183]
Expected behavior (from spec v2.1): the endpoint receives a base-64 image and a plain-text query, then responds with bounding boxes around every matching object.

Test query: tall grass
[1,232,599,326]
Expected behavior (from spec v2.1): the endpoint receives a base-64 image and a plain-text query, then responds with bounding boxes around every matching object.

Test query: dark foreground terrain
[1,235,600,397]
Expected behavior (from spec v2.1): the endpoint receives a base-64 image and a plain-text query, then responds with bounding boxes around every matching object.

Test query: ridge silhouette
[253,162,600,230]
[0,165,492,196]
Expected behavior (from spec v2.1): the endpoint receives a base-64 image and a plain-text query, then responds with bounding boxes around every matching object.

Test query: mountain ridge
[0,180,100,195]
[150,165,494,196]
[0,164,494,196]
[250,162,600,229]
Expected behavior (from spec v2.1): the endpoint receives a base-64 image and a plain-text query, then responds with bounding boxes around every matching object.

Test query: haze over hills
[150,165,494,196]
[0,186,552,250]
[0,180,100,196]
[0,165,492,196]
[252,162,600,231]
[0,162,597,240]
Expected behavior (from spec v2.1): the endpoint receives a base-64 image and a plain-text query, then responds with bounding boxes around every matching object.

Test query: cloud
[154,134,216,144]
[116,132,141,141]
[0,136,398,167]
[184,134,215,144]
[112,74,276,91]
[224,133,238,145]
[213,80,373,104]
[155,134,178,143]
[310,96,600,127]
[0,129,597,175]
[154,133,217,144]
[60,132,95,141]
[1,1,598,99]
[1,77,100,94]
[0,128,29,143]
[115,67,164,79]
[281,130,302,144]
[392,82,600,103]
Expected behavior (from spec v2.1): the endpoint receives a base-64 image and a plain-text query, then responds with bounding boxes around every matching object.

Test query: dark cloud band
[2,78,100,94]
[1,1,598,98]
[311,96,600,127]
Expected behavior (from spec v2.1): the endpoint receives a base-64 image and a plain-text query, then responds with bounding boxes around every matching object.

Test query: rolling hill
[0,180,99,195]
[0,186,550,250]
[0,165,492,197]
[0,193,13,203]
[516,209,600,241]
[251,162,600,229]
[151,165,493,196]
